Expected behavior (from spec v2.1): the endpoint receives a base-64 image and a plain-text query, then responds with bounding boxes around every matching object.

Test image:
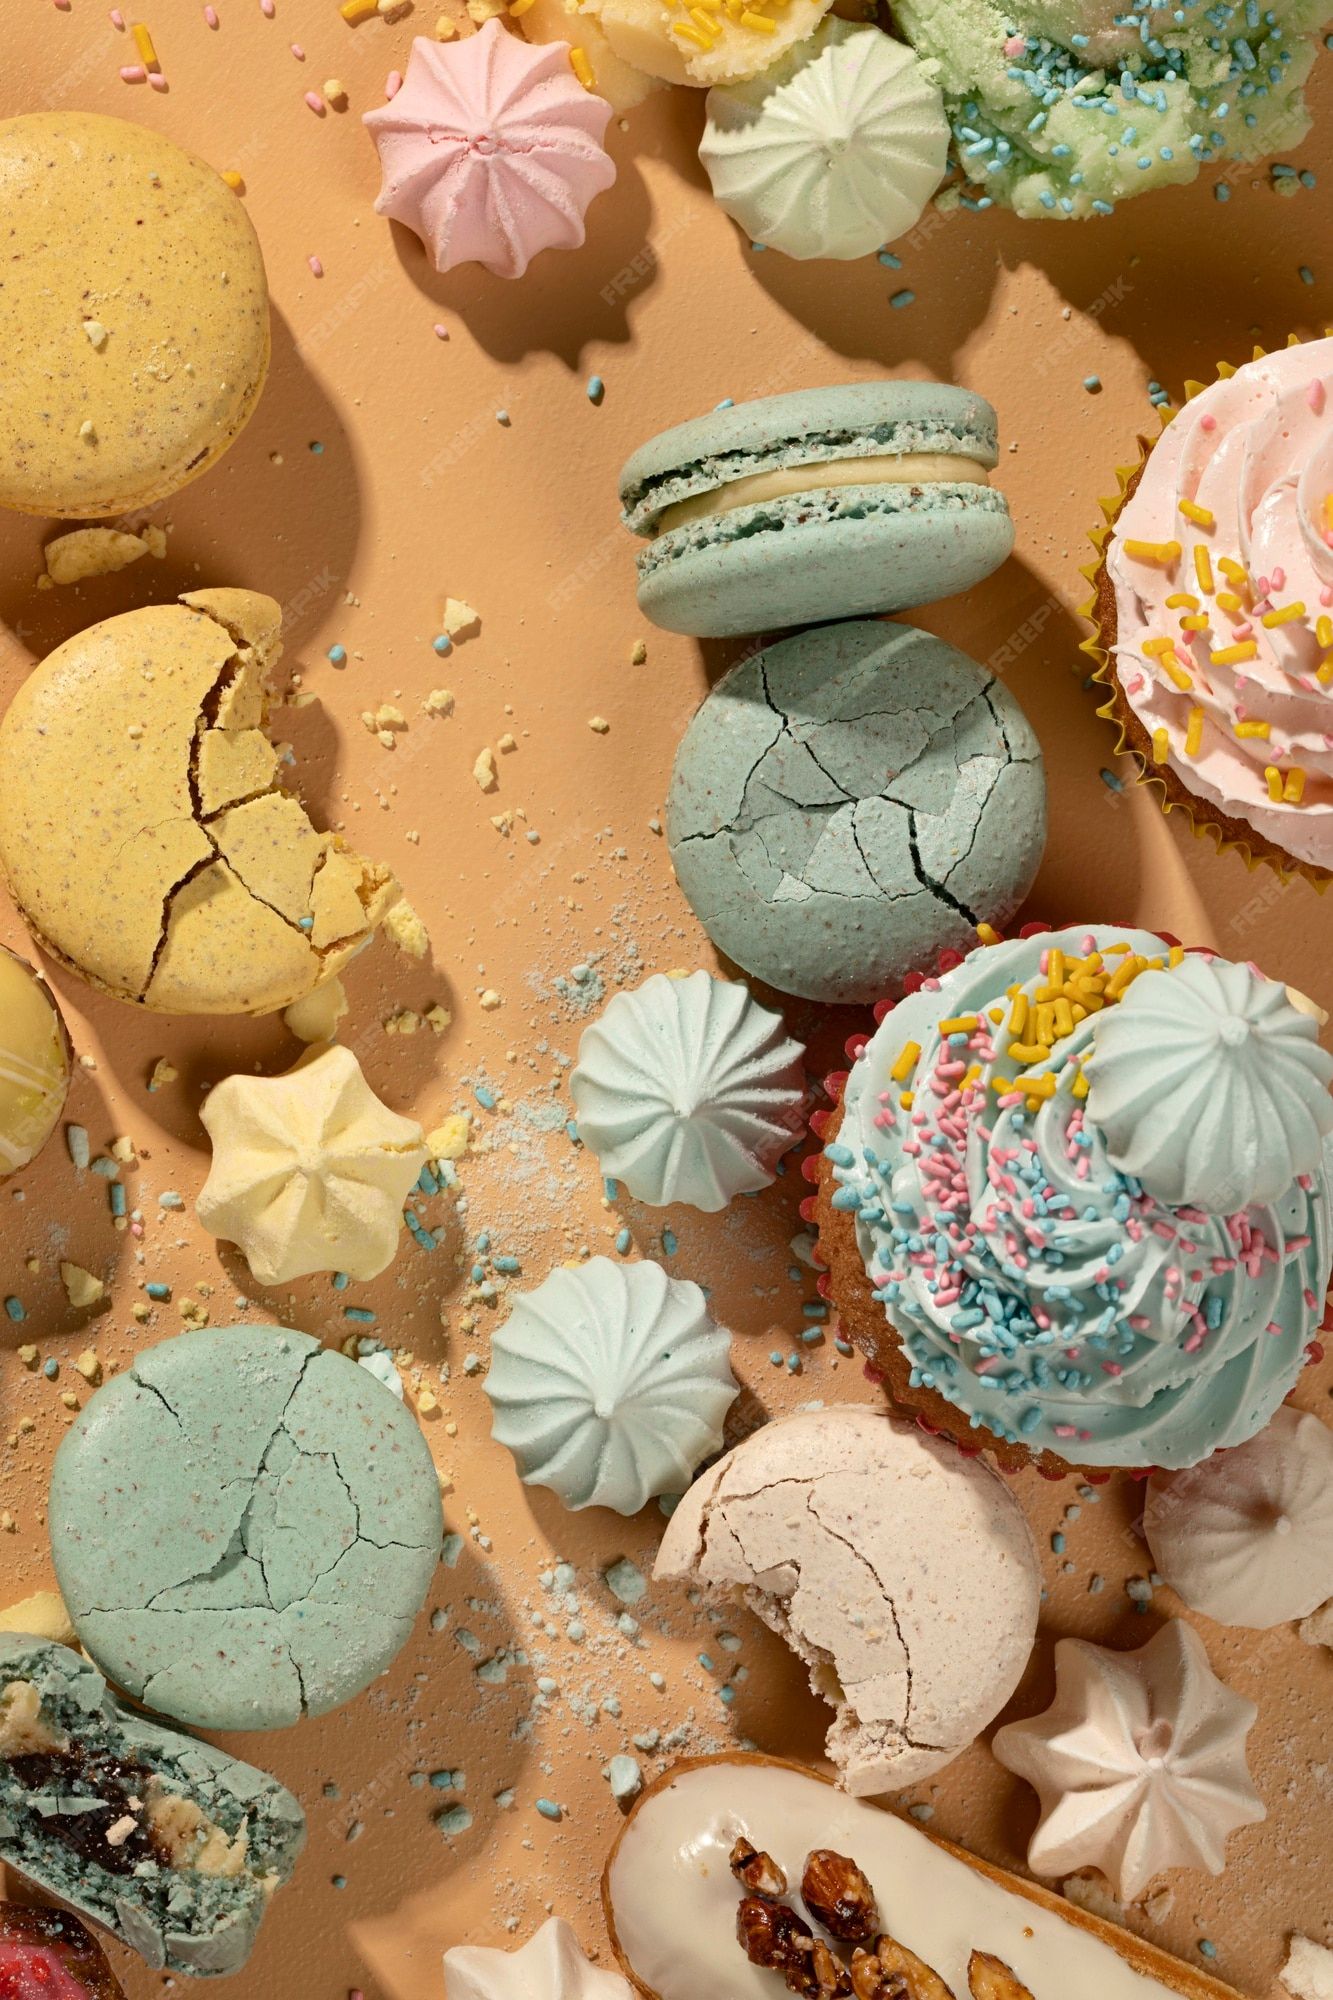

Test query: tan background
[1,7,1331,1997]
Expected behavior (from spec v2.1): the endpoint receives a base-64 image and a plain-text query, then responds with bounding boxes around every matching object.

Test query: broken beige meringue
[603,1757,1243,2000]
[0,590,400,1014]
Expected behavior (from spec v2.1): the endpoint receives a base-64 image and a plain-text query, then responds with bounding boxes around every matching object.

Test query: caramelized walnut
[812,1939,855,1998]
[859,1937,957,2000]
[731,1836,789,1900]
[967,1951,1034,2000]
[801,1850,880,1944]
[850,1950,908,1999]
[737,1896,820,1997]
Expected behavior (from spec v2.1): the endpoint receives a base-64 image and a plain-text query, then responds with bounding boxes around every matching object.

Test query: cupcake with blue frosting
[810,923,1333,1478]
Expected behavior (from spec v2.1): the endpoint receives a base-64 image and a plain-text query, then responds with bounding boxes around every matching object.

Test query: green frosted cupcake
[892,0,1328,217]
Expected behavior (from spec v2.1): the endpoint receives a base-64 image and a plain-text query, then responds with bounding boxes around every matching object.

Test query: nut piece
[858,1938,957,2000]
[968,1952,1034,2000]
[802,1850,879,1944]
[850,1952,909,2000]
[812,1939,855,1997]
[731,1837,788,1900]
[737,1897,819,1997]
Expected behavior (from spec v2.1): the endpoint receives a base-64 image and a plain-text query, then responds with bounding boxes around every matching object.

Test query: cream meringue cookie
[197,1043,429,1284]
[654,1405,1041,1791]
[570,971,806,1211]
[445,1918,631,1999]
[993,1619,1265,1902]
[1282,1935,1333,2000]
[1143,1405,1333,1629]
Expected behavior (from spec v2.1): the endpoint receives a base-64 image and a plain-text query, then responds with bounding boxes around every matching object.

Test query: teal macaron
[49,1324,443,1732]
[619,381,1014,638]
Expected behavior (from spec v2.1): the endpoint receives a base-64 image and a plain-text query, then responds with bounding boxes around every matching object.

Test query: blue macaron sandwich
[619,380,1014,638]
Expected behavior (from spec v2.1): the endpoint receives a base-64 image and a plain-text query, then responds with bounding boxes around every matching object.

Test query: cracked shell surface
[0,111,269,518]
[0,1634,305,1977]
[49,1324,443,1732]
[666,619,1046,1004]
[569,970,807,1211]
[486,1257,738,1514]
[0,594,398,1015]
[654,1405,1042,1793]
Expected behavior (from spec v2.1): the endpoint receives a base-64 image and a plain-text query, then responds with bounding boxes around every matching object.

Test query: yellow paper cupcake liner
[1079,333,1333,894]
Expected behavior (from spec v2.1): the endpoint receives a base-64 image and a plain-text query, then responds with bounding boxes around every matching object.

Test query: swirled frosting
[1108,338,1333,870]
[829,925,1333,1468]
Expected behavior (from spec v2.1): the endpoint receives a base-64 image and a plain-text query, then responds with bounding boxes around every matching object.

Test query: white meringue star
[444,1919,631,2000]
[993,1619,1264,1902]
[197,1043,428,1284]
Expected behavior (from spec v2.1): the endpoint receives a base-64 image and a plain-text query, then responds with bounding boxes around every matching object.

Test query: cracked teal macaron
[50,1324,443,1732]
[666,618,1046,1003]
[619,381,1014,638]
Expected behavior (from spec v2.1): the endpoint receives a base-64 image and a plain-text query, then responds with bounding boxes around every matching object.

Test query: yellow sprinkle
[1265,765,1284,802]
[740,7,777,24]
[1047,948,1065,990]
[899,1091,914,1110]
[1315,615,1333,649]
[988,1006,1005,1025]
[1165,593,1199,611]
[1106,953,1145,996]
[1053,997,1075,1038]
[1218,556,1248,583]
[1178,614,1209,632]
[976,922,1001,946]
[1169,945,1184,967]
[132,21,158,65]
[1016,1073,1058,1100]
[1007,1041,1047,1066]
[1161,656,1194,692]
[962,1065,982,1092]
[1285,767,1307,803]
[568,43,596,82]
[1185,705,1204,757]
[1234,719,1271,739]
[1071,1068,1090,1100]
[938,1015,979,1037]
[1142,636,1177,657]
[1261,601,1306,628]
[1211,642,1258,666]
[221,169,245,191]
[1007,993,1028,1037]
[1179,498,1215,529]
[1123,539,1181,566]
[1193,545,1214,594]
[890,1041,921,1084]
[1034,1003,1056,1046]
[1318,651,1333,686]
[671,18,712,42]
[509,0,538,14]
[1104,941,1133,955]
[688,3,718,23]
[1216,591,1245,614]
[340,0,379,17]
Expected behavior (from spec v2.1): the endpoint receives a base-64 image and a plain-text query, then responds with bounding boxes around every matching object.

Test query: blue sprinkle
[343,1306,376,1324]
[1099,768,1124,794]
[327,644,346,666]
[145,1282,171,1302]
[432,634,452,656]
[110,1183,127,1219]
[308,439,324,454]
[158,1191,185,1211]
[1083,374,1102,392]
[534,1798,562,1822]
[474,1085,497,1110]
[661,1229,677,1257]
[1299,264,1315,284]
[1198,1941,1218,1961]
[877,250,902,267]
[615,1227,632,1256]
[43,1358,59,1380]
[493,1255,521,1274]
[889,289,916,310]
[1051,1532,1066,1554]
[332,1271,350,1291]
[3,1298,24,1322]
[586,375,605,404]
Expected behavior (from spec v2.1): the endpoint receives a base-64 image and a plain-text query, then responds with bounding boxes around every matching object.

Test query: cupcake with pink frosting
[1086,336,1333,884]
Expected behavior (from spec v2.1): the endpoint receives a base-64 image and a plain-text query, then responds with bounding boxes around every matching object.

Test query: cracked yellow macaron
[0,591,399,1015]
[0,111,269,517]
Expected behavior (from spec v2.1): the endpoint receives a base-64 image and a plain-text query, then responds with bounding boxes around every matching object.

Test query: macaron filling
[654,452,992,535]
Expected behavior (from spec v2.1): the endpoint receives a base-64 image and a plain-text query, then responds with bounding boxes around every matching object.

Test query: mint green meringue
[1085,956,1333,1214]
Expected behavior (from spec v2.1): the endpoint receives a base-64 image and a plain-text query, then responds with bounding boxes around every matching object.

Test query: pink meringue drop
[363,20,616,281]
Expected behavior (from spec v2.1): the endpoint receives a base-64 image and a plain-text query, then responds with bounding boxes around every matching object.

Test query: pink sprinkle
[1322,586,1333,606]
[1309,379,1327,415]
[308,254,324,276]
[53,0,71,10]
[304,89,325,113]
[120,61,146,79]
[204,2,219,21]
[1003,32,1026,53]
[1101,1362,1123,1377]
[1266,1320,1283,1335]
[290,39,304,56]
[1271,565,1286,591]
[1054,1424,1078,1439]
[110,6,125,21]
[260,0,274,12]
[1200,413,1217,432]
[433,322,449,340]
[149,70,168,89]
[385,69,403,97]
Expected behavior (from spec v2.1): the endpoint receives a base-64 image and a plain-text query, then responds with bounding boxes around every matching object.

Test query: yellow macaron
[0,945,71,1176]
[0,111,269,517]
[0,591,398,1016]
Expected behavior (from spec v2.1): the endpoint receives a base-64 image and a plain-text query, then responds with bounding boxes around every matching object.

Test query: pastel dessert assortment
[620,382,1014,637]
[49,1327,442,1731]
[817,925,1333,1473]
[0,112,268,517]
[668,620,1045,1003]
[0,7,1329,1997]
[655,1408,1042,1792]
[0,1636,304,1976]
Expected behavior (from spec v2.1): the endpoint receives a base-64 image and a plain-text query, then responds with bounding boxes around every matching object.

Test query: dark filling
[7,1747,160,1877]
